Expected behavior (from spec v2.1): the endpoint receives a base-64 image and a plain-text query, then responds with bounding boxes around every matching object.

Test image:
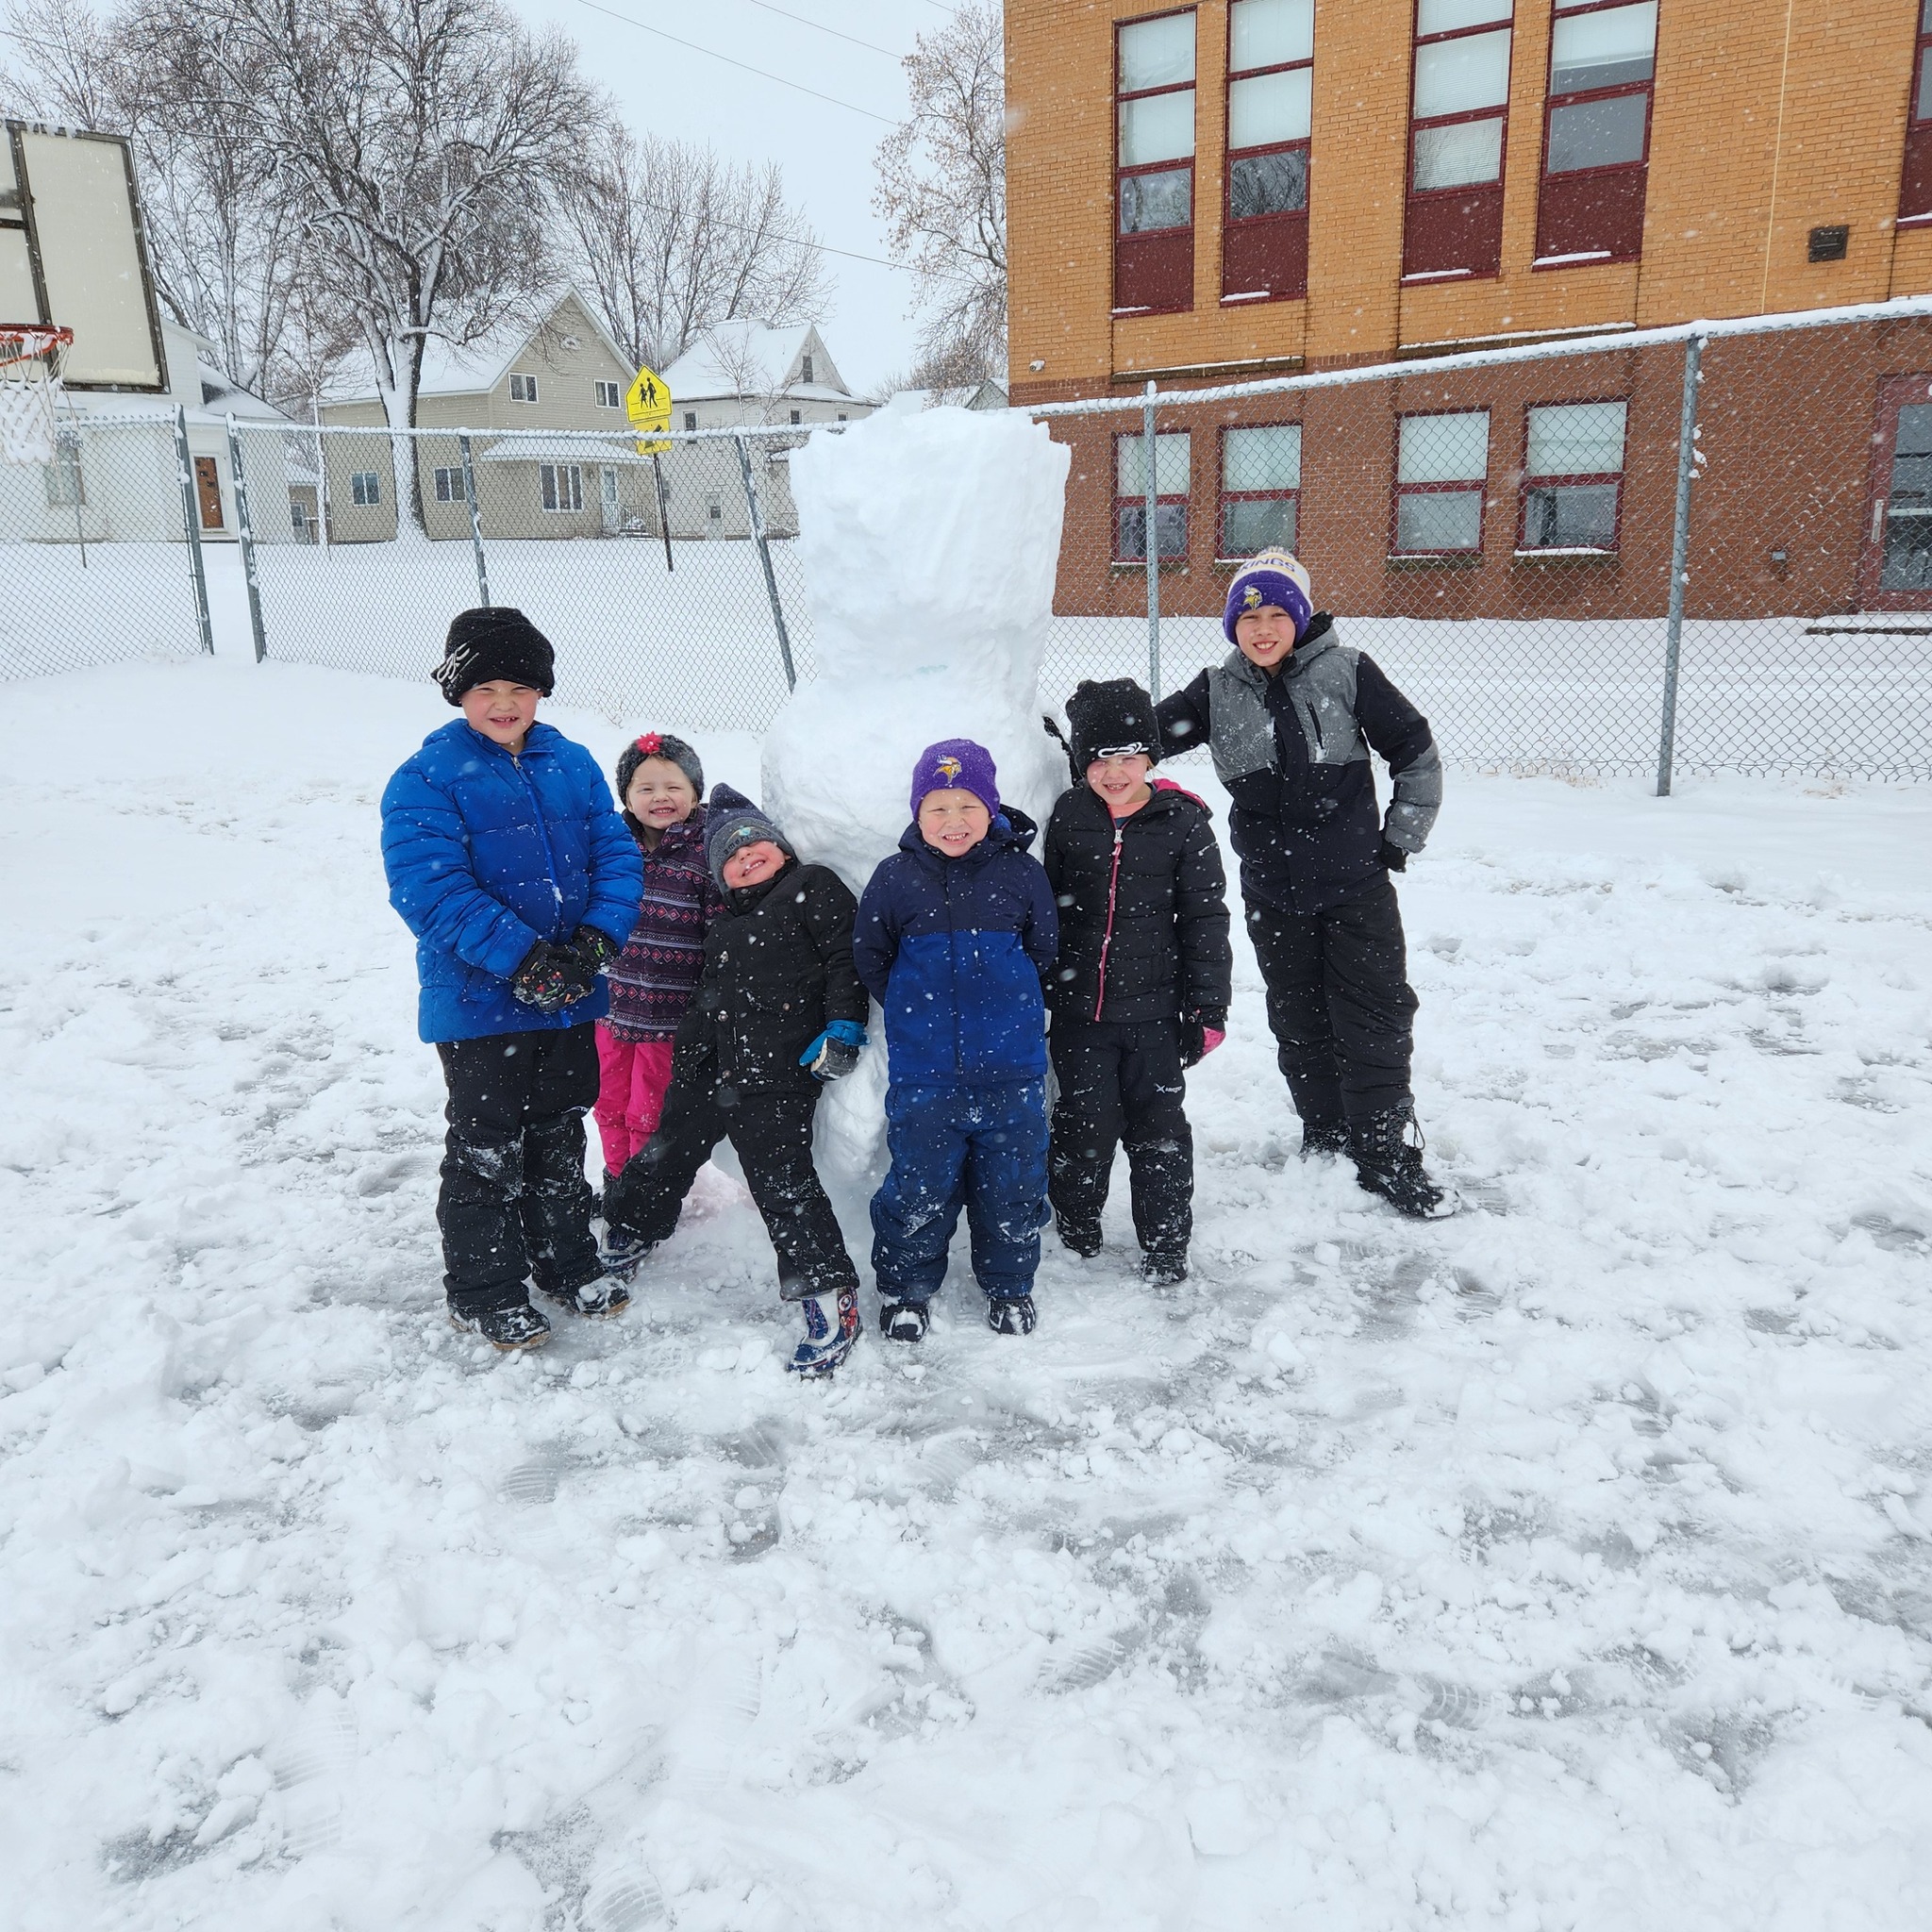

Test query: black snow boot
[879,1299,930,1343]
[1299,1119,1349,1159]
[540,1270,631,1319]
[1349,1108,1459,1220]
[987,1293,1038,1336]
[449,1302,551,1350]
[1056,1216,1103,1259]
[1141,1249,1189,1287]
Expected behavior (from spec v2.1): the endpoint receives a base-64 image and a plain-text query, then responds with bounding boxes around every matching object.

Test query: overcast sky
[508,0,961,398]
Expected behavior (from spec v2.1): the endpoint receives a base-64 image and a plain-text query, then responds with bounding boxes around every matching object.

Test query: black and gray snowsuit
[1156,615,1441,1129]
[1041,778,1232,1264]
[605,857,866,1301]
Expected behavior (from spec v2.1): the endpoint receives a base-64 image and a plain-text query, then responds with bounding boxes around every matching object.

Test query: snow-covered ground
[5,654,1931,1931]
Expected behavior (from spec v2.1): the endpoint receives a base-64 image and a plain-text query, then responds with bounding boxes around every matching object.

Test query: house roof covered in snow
[658,323,852,404]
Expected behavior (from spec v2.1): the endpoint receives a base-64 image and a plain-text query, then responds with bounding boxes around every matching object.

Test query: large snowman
[763,403,1072,1181]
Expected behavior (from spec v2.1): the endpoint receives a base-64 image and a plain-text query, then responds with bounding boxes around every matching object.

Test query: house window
[1404,0,1512,281]
[1902,1,1932,222]
[1223,0,1313,303]
[42,434,84,508]
[683,410,697,430]
[540,463,583,512]
[790,408,802,425]
[1220,424,1301,558]
[706,493,723,525]
[1115,427,1191,562]
[1535,0,1657,265]
[350,470,381,507]
[1519,400,1625,550]
[1393,409,1489,554]
[509,372,539,403]
[1115,10,1197,315]
[801,353,814,384]
[433,466,467,503]
[837,412,848,422]
[594,379,623,408]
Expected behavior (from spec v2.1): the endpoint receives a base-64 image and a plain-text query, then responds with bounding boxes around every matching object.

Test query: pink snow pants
[593,1029,676,1175]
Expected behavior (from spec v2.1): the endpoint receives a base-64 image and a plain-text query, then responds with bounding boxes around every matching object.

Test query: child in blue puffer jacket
[380,608,643,1351]
[854,741,1058,1341]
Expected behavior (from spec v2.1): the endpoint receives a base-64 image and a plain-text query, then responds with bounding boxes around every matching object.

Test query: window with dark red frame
[1535,0,1657,265]
[1403,0,1513,282]
[1223,0,1313,304]
[1116,11,1198,315]
[1220,424,1301,558]
[1900,2,1932,223]
[1115,428,1191,562]
[1518,399,1626,551]
[1392,409,1490,555]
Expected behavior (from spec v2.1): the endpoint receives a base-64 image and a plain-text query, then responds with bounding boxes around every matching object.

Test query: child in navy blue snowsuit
[381,608,643,1351]
[855,741,1058,1340]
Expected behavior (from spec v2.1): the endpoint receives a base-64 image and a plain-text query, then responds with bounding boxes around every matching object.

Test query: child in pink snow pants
[594,733,723,1191]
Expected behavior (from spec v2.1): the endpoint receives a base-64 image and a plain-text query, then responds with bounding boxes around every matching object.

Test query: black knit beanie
[615,731,705,806]
[433,607,556,704]
[1066,677,1160,773]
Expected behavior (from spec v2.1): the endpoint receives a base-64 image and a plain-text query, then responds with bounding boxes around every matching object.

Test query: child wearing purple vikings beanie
[853,741,1059,1341]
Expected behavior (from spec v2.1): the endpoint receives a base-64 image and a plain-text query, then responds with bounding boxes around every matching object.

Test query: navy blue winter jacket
[380,718,643,1044]
[854,810,1058,1087]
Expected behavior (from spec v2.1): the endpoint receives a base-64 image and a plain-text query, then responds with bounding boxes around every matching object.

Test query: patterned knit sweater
[602,806,724,1042]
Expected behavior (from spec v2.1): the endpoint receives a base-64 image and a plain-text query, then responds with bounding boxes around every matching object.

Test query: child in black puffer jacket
[603,784,871,1376]
[1042,679,1232,1284]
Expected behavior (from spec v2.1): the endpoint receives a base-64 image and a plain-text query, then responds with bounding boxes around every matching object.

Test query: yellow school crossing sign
[625,366,672,455]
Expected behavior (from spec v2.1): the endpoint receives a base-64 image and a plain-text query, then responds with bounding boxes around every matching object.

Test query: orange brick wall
[1008,0,1932,407]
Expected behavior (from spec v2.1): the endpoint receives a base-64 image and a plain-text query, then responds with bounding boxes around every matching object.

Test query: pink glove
[1200,1027,1225,1057]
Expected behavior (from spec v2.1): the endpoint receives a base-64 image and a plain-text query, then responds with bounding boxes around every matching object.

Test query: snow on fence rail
[4,304,1931,781]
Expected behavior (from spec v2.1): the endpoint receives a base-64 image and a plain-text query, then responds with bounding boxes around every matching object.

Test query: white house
[658,323,873,435]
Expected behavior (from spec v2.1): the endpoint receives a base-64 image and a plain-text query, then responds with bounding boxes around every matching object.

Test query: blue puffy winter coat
[854,810,1058,1086]
[381,719,644,1043]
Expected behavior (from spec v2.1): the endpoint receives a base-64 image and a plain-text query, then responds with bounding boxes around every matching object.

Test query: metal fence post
[225,412,267,663]
[1142,378,1161,697]
[736,431,796,691]
[458,433,491,607]
[1656,328,1705,797]
[174,406,214,655]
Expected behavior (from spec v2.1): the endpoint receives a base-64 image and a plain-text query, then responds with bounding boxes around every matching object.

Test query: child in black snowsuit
[603,785,871,1375]
[1156,549,1455,1218]
[1043,679,1232,1283]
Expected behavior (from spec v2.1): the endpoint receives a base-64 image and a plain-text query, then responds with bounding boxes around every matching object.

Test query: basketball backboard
[0,123,165,391]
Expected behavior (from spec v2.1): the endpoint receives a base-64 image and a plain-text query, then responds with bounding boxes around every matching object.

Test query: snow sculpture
[763,404,1072,1178]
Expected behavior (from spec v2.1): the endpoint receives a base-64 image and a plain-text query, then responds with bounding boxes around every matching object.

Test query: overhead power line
[733,0,903,58]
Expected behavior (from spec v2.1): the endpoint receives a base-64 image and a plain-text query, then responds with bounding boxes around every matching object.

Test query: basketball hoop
[0,324,75,466]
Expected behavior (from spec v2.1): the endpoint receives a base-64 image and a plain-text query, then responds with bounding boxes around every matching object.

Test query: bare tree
[558,120,829,378]
[872,0,1006,386]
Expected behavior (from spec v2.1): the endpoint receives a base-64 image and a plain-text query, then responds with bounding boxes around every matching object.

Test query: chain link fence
[4,303,1930,782]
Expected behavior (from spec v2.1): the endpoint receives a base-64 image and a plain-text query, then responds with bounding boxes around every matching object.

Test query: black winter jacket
[1041,779,1233,1026]
[674,858,868,1092]
[1155,615,1441,916]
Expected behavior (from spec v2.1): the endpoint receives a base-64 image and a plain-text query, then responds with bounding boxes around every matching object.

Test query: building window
[1115,9,1197,315]
[1219,424,1301,558]
[1404,0,1513,281]
[594,379,623,408]
[1393,409,1489,554]
[1519,400,1625,550]
[432,465,467,503]
[1902,2,1932,222]
[540,463,583,512]
[350,470,381,507]
[42,434,84,508]
[790,408,802,425]
[1222,0,1314,304]
[1860,375,1932,605]
[707,493,723,525]
[509,372,539,403]
[837,411,848,422]
[683,410,697,430]
[1114,427,1191,562]
[1535,0,1657,265]
[801,353,814,384]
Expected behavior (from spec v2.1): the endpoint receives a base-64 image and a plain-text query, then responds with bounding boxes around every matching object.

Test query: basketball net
[0,325,74,466]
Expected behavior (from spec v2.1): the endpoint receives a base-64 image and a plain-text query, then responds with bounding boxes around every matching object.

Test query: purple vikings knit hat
[1223,547,1314,646]
[910,739,1000,819]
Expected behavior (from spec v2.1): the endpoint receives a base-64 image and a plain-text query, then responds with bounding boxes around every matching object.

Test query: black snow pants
[606,1077,858,1303]
[1245,875,1418,1127]
[1047,1019,1193,1262]
[436,1024,602,1318]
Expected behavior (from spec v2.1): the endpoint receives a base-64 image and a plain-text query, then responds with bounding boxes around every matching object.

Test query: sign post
[625,366,675,572]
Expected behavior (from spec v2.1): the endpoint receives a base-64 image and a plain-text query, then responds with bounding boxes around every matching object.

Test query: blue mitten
[800,1019,868,1082]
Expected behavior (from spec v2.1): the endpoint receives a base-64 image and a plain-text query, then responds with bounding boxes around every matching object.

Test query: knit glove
[799,1020,867,1082]
[1378,840,1408,873]
[511,941,593,1013]
[570,924,620,976]
[1180,1010,1227,1069]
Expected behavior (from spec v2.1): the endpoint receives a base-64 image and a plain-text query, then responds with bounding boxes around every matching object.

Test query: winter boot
[1141,1249,1189,1287]
[449,1302,551,1351]
[541,1270,632,1319]
[1056,1216,1103,1258]
[878,1299,930,1343]
[1349,1108,1459,1220]
[987,1292,1038,1336]
[788,1286,861,1376]
[598,1225,656,1281]
[1299,1119,1349,1159]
